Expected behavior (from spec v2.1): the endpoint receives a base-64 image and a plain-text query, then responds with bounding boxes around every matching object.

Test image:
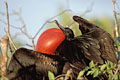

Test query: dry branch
[112,0,120,80]
[0,35,9,80]
[65,69,73,80]
[112,65,120,80]
[112,0,119,37]
[5,0,17,50]
[0,1,17,79]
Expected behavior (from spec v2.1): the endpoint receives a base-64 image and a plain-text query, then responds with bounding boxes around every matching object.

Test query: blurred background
[0,0,120,49]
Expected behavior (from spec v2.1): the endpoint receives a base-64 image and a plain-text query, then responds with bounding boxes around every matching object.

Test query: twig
[112,65,120,80]
[1,17,35,48]
[5,0,17,50]
[67,3,93,28]
[32,39,35,50]
[0,8,35,49]
[112,0,120,80]
[0,10,19,16]
[116,12,120,15]
[0,46,2,68]
[25,44,33,48]
[116,1,120,11]
[0,19,20,29]
[33,21,48,39]
[65,69,73,80]
[55,74,72,80]
[68,21,75,28]
[112,0,119,37]
[81,2,93,16]
[0,0,15,79]
[33,9,71,39]
[0,46,1,53]
[16,7,26,28]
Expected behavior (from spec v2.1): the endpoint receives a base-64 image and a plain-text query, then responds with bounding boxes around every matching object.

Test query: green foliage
[0,77,9,80]
[77,61,120,79]
[77,70,86,79]
[48,71,55,80]
[100,64,107,71]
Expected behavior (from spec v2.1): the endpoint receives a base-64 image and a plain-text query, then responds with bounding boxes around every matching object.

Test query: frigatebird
[5,15,117,80]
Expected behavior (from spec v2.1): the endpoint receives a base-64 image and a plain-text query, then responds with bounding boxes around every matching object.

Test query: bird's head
[54,20,74,41]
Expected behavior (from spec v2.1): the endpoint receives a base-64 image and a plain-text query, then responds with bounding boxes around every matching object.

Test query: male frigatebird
[5,15,117,80]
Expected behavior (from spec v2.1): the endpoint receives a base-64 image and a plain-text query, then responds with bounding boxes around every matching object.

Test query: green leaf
[48,71,55,80]
[107,69,113,80]
[108,70,113,75]
[109,62,114,68]
[43,77,45,80]
[118,74,120,80]
[0,77,9,80]
[89,61,95,68]
[108,74,113,80]
[77,70,85,79]
[84,66,90,71]
[100,64,107,71]
[93,69,99,78]
[87,71,93,76]
[114,75,118,80]
[106,65,110,71]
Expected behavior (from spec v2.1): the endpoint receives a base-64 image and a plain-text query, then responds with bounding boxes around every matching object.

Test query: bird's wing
[99,32,117,64]
[73,15,117,64]
[6,48,69,80]
[72,35,104,64]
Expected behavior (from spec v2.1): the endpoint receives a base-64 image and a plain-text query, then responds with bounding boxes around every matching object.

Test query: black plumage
[6,48,71,80]
[6,15,117,80]
[6,48,89,80]
[73,16,117,64]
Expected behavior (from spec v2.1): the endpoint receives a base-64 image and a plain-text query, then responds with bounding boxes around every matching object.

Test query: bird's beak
[54,20,65,32]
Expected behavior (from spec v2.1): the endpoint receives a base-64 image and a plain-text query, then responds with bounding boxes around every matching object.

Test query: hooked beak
[54,20,65,32]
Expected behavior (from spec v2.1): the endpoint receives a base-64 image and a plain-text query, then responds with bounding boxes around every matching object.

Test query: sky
[0,0,120,47]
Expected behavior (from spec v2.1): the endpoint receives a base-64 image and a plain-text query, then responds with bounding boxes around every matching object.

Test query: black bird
[6,16,117,80]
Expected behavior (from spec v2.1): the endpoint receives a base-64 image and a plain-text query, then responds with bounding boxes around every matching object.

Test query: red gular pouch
[36,28,65,55]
